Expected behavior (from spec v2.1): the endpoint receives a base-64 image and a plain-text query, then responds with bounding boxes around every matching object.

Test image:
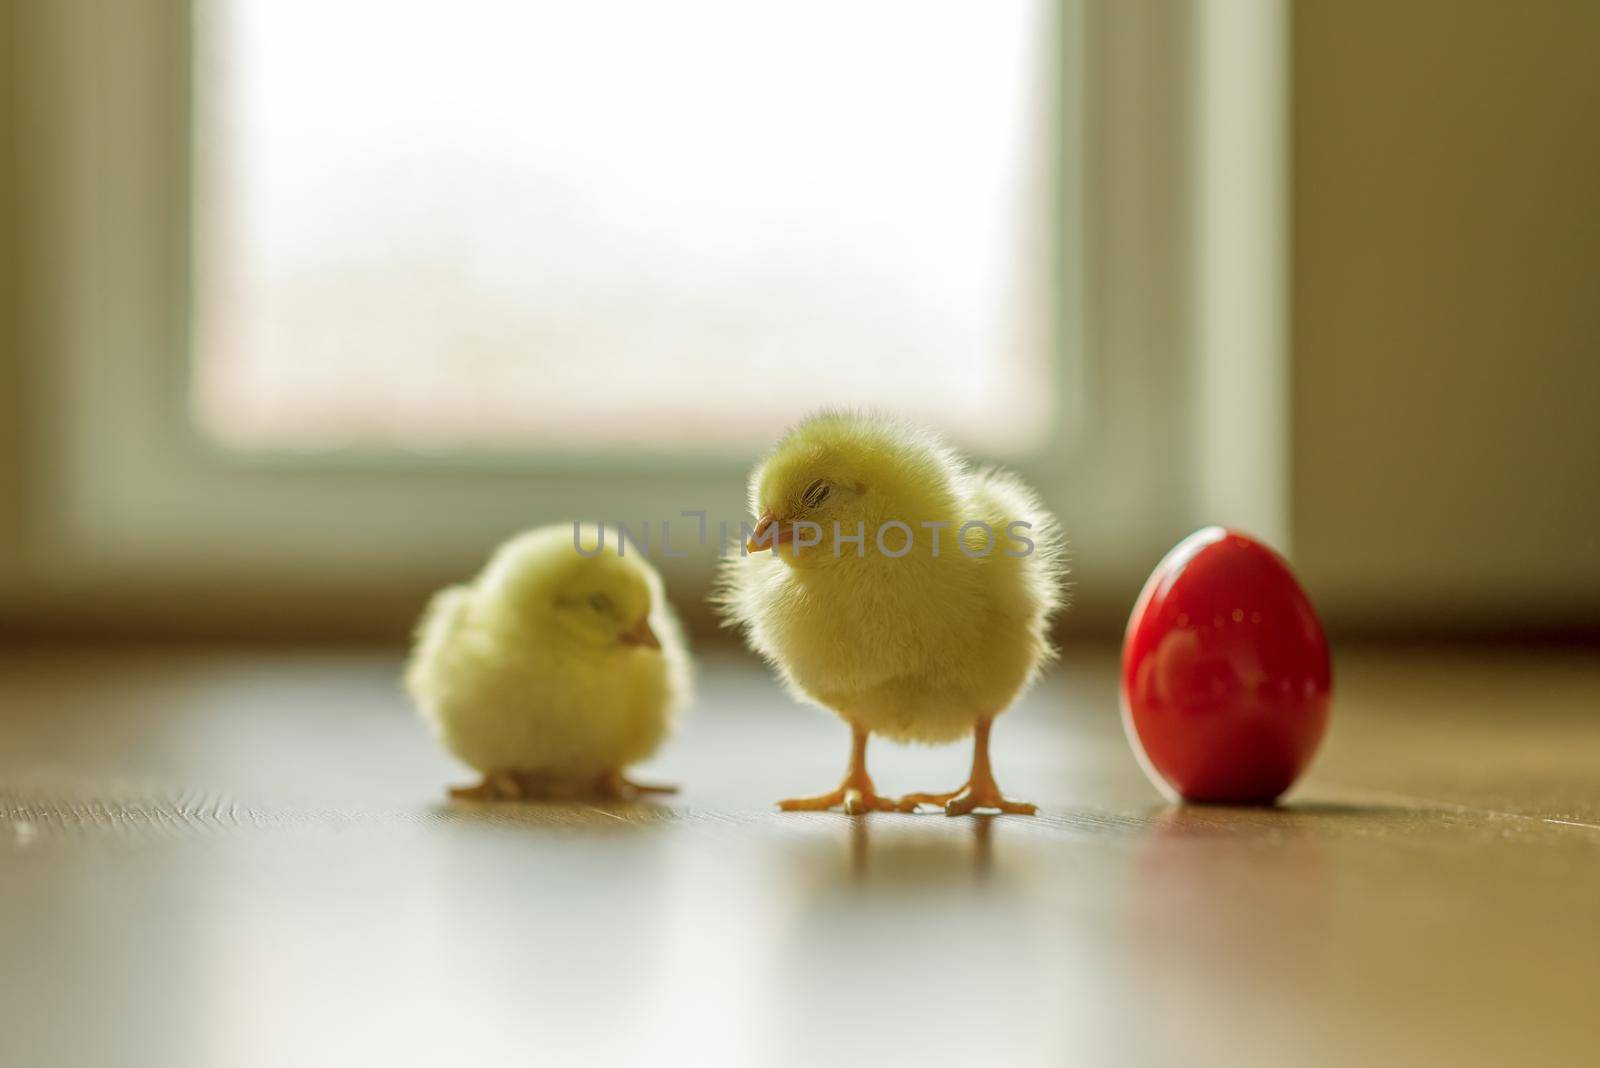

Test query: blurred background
[2,0,1597,646]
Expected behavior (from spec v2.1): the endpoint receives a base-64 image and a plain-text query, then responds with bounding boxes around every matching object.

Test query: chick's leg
[778,723,912,815]
[449,771,586,802]
[595,769,679,800]
[901,717,1037,817]
[448,771,529,802]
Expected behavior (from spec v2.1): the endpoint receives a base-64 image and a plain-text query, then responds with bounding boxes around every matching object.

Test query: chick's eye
[587,593,614,614]
[801,479,830,508]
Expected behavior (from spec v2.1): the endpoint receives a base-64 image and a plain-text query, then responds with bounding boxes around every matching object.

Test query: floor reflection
[843,813,998,884]
[1115,804,1336,1064]
[761,815,1062,1065]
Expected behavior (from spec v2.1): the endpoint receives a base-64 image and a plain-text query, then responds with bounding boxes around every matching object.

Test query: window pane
[192,0,1055,454]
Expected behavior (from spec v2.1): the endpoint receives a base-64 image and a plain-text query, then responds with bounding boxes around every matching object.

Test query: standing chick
[407,524,690,801]
[717,411,1065,815]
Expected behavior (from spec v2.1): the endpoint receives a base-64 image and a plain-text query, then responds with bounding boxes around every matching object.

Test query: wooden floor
[2,642,1598,1067]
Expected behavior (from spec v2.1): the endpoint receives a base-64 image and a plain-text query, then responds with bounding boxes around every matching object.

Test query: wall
[1292,0,1600,634]
[1,0,22,590]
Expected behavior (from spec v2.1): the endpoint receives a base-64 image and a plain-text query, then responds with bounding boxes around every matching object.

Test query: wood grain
[1,643,1597,1067]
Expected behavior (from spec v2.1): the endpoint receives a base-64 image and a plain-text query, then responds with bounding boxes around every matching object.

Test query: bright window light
[192,0,1055,455]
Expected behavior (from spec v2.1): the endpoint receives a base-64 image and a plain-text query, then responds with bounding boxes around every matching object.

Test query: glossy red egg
[1121,527,1331,804]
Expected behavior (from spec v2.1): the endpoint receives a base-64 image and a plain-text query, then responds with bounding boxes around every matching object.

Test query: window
[18,2,1287,618]
[192,0,1056,456]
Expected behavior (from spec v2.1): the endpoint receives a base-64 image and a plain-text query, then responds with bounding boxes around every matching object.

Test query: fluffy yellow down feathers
[406,524,690,801]
[717,411,1066,814]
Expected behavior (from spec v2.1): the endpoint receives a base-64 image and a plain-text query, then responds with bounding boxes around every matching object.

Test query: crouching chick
[406,523,691,801]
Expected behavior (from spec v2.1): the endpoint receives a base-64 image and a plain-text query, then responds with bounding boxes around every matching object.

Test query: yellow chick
[717,411,1065,815]
[406,523,691,801]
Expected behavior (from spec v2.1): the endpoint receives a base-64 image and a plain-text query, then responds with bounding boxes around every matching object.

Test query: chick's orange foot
[777,783,913,815]
[449,770,677,803]
[899,716,1037,816]
[448,771,541,802]
[440,767,678,805]
[900,784,1038,817]
[595,770,678,801]
[778,724,913,815]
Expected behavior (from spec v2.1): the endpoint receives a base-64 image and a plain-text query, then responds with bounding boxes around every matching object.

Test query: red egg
[1121,527,1331,804]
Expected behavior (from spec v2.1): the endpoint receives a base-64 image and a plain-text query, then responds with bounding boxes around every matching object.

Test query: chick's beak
[746,512,794,553]
[619,615,660,649]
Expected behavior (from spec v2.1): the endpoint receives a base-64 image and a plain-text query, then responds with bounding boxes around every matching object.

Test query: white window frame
[9,0,1288,629]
